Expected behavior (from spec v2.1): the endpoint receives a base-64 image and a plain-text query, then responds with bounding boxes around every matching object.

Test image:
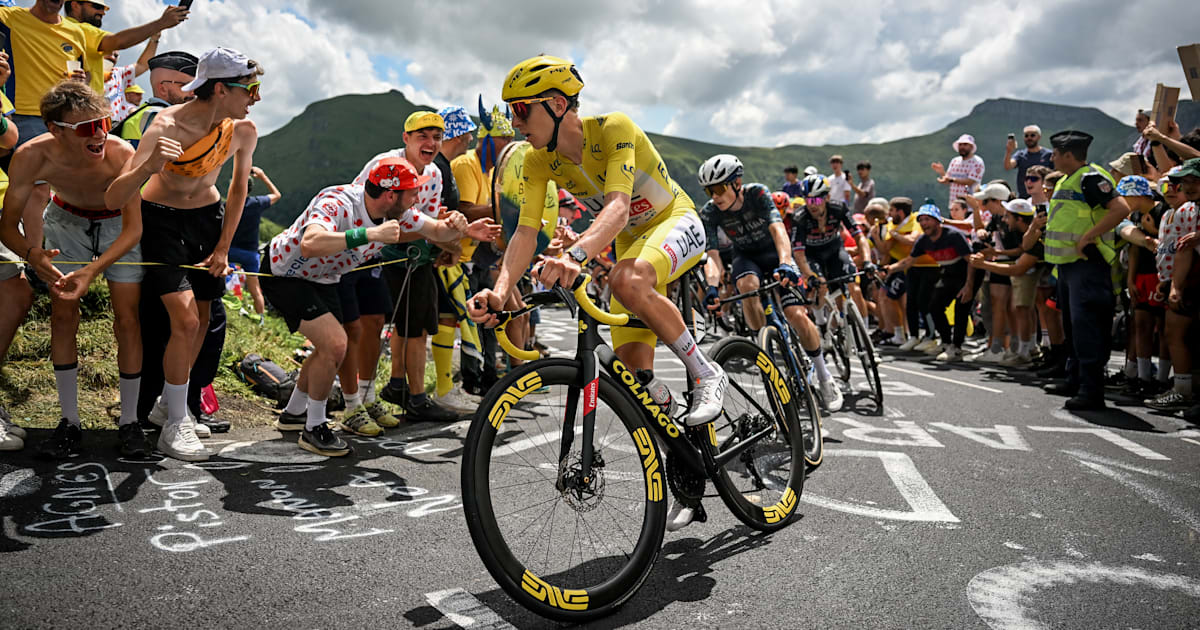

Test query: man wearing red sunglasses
[0,80,152,459]
[106,47,260,462]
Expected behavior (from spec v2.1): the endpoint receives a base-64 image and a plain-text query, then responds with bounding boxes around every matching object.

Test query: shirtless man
[0,81,150,457]
[107,47,260,462]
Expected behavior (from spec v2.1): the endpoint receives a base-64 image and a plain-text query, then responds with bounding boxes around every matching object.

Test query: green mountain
[228,91,1170,225]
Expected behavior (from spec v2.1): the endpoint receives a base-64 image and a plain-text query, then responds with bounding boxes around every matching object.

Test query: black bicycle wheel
[462,359,668,623]
[847,303,884,409]
[758,326,824,468]
[707,337,805,532]
[826,321,852,383]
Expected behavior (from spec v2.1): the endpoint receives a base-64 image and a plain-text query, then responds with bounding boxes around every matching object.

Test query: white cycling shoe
[820,380,844,412]
[685,366,728,426]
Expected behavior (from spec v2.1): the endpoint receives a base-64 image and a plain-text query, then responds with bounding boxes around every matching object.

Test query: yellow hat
[404,111,444,133]
[125,84,144,94]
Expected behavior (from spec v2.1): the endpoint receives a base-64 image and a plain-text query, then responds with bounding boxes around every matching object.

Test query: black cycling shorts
[884,272,907,299]
[731,249,802,310]
[804,245,857,285]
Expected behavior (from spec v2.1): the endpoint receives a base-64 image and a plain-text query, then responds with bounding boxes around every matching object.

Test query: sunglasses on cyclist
[508,96,555,121]
[222,80,261,98]
[52,115,112,137]
[805,196,825,206]
[704,183,731,197]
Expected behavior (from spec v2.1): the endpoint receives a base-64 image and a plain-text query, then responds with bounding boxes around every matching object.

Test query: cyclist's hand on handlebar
[773,263,800,287]
[532,254,581,290]
[863,262,879,276]
[468,289,505,327]
[704,284,721,311]
[806,275,823,290]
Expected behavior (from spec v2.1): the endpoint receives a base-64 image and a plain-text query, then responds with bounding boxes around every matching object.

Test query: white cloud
[85,0,1200,146]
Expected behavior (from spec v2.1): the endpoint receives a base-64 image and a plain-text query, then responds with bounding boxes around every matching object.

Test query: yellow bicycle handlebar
[492,276,630,361]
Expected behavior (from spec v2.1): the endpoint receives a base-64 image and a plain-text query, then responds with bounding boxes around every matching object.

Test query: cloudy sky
[91,0,1199,147]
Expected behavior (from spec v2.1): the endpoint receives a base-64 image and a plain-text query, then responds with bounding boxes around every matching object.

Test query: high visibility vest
[1043,163,1118,266]
[115,101,165,148]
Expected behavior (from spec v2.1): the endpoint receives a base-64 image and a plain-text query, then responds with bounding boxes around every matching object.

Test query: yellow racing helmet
[502,55,584,101]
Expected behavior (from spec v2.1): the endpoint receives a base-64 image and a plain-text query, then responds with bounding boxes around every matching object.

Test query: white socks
[54,363,80,426]
[284,386,308,415]
[306,398,328,431]
[345,389,363,410]
[1174,374,1192,395]
[358,378,376,404]
[811,351,832,383]
[667,331,716,380]
[118,373,141,426]
[1137,358,1153,382]
[163,380,189,424]
[1124,359,1137,378]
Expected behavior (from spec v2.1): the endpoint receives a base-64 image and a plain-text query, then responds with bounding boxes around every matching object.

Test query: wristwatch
[567,245,588,264]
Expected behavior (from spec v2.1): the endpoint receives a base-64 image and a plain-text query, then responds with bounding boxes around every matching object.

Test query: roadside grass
[2,280,441,430]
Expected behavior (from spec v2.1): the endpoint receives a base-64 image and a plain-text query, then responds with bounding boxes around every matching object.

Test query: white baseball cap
[973,183,1010,202]
[181,47,255,92]
[1001,198,1035,216]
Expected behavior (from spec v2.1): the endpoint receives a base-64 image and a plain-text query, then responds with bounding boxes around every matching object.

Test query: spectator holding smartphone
[1004,125,1053,197]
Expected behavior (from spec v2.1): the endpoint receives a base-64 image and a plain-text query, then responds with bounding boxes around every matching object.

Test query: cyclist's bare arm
[770,223,795,267]
[704,248,724,288]
[566,190,631,261]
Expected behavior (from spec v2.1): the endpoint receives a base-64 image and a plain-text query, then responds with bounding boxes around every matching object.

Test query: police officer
[1042,130,1132,410]
[115,51,197,147]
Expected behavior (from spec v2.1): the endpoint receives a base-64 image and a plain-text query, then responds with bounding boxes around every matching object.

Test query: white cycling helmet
[698,154,744,187]
[801,173,831,198]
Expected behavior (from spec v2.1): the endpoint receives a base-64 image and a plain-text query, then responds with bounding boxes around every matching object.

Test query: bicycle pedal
[694,502,708,524]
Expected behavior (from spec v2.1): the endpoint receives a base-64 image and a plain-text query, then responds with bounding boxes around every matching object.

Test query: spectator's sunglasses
[222,80,261,98]
[1024,132,1039,138]
[806,196,826,206]
[508,96,555,121]
[1025,175,1042,182]
[52,116,111,137]
[704,183,730,197]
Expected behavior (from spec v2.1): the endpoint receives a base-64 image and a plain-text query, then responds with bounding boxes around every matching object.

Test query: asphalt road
[1,306,1198,629]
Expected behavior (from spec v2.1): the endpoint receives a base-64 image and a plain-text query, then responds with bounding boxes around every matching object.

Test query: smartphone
[1036,207,1048,219]
[1007,133,1016,140]
[178,0,194,8]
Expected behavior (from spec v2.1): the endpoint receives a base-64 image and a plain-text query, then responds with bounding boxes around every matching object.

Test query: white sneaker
[820,379,844,412]
[157,421,209,462]
[898,337,922,351]
[434,388,482,414]
[914,338,940,353]
[686,366,728,426]
[936,346,964,362]
[1000,351,1031,367]
[666,500,697,532]
[0,411,26,440]
[969,348,1005,363]
[190,417,211,439]
[923,342,947,356]
[147,396,168,427]
[0,422,23,451]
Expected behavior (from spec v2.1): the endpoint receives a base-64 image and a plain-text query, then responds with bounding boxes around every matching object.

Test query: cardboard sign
[1180,44,1200,101]
[1151,83,1180,130]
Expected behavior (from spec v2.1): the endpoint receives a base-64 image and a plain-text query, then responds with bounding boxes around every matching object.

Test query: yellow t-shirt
[518,111,692,235]
[0,9,104,115]
[890,213,937,267]
[65,17,109,97]
[451,150,488,262]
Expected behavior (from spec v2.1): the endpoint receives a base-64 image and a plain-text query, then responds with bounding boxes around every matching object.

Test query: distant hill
[228,91,1183,225]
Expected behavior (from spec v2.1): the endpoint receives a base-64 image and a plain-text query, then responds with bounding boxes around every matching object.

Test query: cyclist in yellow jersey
[467,55,727,431]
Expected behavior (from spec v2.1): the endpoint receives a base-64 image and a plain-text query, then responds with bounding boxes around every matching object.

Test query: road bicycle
[719,280,825,467]
[810,271,883,410]
[461,276,804,622]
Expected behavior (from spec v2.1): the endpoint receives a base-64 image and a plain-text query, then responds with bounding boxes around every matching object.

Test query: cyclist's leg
[731,250,768,331]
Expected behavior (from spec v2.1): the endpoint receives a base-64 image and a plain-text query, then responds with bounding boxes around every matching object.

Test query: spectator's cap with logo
[125,84,144,95]
[1108,152,1142,177]
[437,106,476,140]
[803,165,819,176]
[148,51,198,76]
[973,183,1010,202]
[1002,199,1035,216]
[1049,130,1093,152]
[952,133,976,151]
[368,157,430,191]
[1116,175,1153,198]
[1167,157,1200,181]
[181,47,255,92]
[404,111,445,133]
[915,200,943,222]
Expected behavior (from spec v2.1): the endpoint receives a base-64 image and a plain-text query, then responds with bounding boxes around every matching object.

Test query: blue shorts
[227,246,260,274]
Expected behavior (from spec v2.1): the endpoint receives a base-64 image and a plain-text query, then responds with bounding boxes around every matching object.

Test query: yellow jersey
[65,17,109,97]
[0,8,104,115]
[519,111,692,234]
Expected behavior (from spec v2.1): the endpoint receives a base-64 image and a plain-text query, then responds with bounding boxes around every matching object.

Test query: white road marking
[1028,427,1169,461]
[1062,450,1200,489]
[425,588,517,629]
[1076,461,1200,534]
[218,440,327,464]
[967,560,1200,630]
[801,449,959,522]
[876,364,1003,393]
[0,465,39,499]
[929,423,1031,451]
[1183,438,1200,447]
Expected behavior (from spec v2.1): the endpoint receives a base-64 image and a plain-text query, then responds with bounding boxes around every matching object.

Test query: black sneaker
[299,422,352,457]
[193,411,231,433]
[275,411,307,432]
[1104,372,1129,391]
[379,382,409,407]
[405,396,461,422]
[38,419,82,460]
[1120,378,1147,398]
[118,423,153,459]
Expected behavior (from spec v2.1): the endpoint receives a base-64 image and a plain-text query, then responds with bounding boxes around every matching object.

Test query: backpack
[235,353,295,407]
